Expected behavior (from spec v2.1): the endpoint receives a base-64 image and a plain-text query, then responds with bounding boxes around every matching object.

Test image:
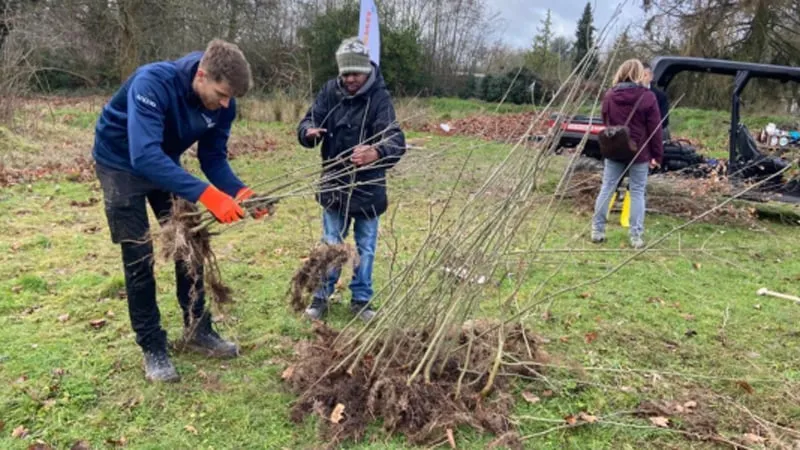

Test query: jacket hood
[174,51,203,106]
[608,82,649,106]
[174,51,203,86]
[337,61,386,99]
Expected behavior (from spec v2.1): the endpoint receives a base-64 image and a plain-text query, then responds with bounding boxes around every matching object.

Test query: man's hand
[351,145,379,167]
[305,128,327,140]
[199,186,245,224]
[236,187,273,219]
[649,158,660,170]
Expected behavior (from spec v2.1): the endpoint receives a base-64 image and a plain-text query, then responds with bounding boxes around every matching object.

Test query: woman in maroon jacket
[591,59,663,249]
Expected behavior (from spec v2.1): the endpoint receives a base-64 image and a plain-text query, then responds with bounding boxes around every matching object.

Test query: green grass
[2,98,800,449]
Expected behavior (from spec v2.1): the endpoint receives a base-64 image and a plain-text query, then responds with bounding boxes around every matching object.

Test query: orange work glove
[199,186,245,224]
[236,187,271,219]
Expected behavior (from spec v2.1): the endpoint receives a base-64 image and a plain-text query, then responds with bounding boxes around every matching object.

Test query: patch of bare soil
[282,320,550,449]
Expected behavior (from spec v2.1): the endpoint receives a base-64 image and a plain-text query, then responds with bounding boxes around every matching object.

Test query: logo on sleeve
[135,94,157,108]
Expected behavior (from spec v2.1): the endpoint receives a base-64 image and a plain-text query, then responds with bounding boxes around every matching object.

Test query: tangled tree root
[155,198,234,318]
[282,320,548,449]
[289,243,357,311]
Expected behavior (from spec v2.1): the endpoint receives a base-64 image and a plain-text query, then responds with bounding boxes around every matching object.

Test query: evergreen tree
[573,2,598,74]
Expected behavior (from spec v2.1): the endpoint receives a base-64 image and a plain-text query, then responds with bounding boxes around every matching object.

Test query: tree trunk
[118,0,139,83]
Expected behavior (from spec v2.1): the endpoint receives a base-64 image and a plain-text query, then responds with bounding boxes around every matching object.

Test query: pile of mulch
[282,319,550,449]
[564,169,758,226]
[415,112,549,143]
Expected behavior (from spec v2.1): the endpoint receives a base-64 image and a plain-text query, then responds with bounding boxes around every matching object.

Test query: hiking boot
[350,302,376,322]
[143,349,180,383]
[182,327,239,359]
[304,297,328,321]
[591,230,606,243]
[630,235,645,250]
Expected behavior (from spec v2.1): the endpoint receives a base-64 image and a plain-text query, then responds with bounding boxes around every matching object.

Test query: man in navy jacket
[297,37,406,322]
[93,39,266,382]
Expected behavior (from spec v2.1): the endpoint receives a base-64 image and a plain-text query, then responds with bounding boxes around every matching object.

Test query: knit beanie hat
[336,37,372,75]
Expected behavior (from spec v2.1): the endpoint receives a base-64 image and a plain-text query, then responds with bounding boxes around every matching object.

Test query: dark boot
[182,315,239,359]
[350,301,376,322]
[143,349,180,383]
[304,296,328,320]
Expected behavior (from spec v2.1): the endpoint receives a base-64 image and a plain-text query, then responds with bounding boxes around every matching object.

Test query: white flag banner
[359,0,380,66]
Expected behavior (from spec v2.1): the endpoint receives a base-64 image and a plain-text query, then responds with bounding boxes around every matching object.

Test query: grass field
[1,96,799,449]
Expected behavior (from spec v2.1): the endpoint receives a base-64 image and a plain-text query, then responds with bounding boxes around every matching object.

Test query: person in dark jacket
[297,37,406,322]
[642,62,671,141]
[592,59,663,249]
[93,39,270,382]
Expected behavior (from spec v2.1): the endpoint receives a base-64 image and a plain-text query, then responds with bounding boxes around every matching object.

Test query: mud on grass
[282,320,550,449]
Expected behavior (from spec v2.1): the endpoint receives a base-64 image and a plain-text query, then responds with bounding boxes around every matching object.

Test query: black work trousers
[95,163,209,352]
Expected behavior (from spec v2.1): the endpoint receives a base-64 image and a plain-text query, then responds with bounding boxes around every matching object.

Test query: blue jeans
[314,209,379,303]
[592,159,649,238]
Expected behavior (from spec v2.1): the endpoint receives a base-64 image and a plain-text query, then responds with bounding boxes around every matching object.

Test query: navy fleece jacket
[92,51,246,202]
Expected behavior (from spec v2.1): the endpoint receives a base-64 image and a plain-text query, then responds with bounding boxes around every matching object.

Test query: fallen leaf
[742,433,766,444]
[12,425,29,438]
[737,380,755,394]
[0,420,4,431]
[564,414,577,425]
[584,331,598,344]
[579,292,592,299]
[446,428,456,448]
[649,416,670,428]
[89,319,106,329]
[58,314,70,323]
[521,392,540,404]
[330,403,345,424]
[281,365,294,381]
[693,262,701,270]
[578,412,598,423]
[559,336,569,343]
[27,443,52,450]
[105,436,127,447]
[106,311,115,318]
[184,425,198,435]
[542,390,554,397]
[683,400,697,410]
[70,441,91,450]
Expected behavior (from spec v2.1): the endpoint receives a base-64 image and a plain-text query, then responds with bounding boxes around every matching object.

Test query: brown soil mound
[289,243,356,312]
[282,320,549,449]
[416,112,548,142]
